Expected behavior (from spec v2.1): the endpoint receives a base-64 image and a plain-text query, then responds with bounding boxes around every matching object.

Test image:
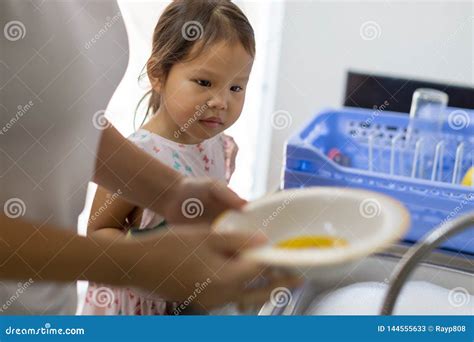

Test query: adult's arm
[0,213,301,309]
[93,125,246,224]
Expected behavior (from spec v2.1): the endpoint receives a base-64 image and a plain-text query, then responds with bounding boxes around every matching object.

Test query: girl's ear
[147,58,162,93]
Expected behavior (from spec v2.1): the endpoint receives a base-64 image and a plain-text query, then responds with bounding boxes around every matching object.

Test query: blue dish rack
[283,107,474,255]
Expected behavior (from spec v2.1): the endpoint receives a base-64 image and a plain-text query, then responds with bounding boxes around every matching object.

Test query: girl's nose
[206,92,228,111]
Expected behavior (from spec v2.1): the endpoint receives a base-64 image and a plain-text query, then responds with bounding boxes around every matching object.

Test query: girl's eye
[230,85,243,92]
[196,79,211,87]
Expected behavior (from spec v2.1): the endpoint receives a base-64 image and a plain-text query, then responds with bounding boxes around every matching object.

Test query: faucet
[381,211,474,315]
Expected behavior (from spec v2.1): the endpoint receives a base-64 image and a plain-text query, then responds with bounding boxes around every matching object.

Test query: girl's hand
[127,228,303,311]
[162,177,247,224]
[223,134,238,183]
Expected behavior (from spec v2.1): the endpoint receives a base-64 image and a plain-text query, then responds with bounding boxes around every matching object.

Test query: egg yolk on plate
[276,235,348,249]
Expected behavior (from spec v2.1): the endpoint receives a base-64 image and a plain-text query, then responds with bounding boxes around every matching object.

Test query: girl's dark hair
[135,0,256,129]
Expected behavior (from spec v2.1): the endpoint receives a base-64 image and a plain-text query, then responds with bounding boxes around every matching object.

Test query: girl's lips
[199,119,224,128]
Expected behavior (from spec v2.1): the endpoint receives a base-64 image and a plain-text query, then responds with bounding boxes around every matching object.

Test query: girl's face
[151,41,254,144]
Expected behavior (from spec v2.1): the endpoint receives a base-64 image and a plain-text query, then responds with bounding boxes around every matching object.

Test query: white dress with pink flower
[82,129,228,315]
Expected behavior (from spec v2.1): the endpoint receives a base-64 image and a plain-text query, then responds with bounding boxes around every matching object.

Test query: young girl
[82,0,255,315]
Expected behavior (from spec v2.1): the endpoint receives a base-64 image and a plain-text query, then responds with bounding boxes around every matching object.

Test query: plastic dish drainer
[283,107,474,254]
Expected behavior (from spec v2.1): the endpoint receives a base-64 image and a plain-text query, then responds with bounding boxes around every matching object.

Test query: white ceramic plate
[213,187,410,282]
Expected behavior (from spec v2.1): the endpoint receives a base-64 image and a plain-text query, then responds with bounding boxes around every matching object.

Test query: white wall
[265,0,474,192]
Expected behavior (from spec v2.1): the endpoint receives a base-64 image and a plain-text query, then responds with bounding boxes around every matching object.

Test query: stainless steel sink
[259,243,474,315]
